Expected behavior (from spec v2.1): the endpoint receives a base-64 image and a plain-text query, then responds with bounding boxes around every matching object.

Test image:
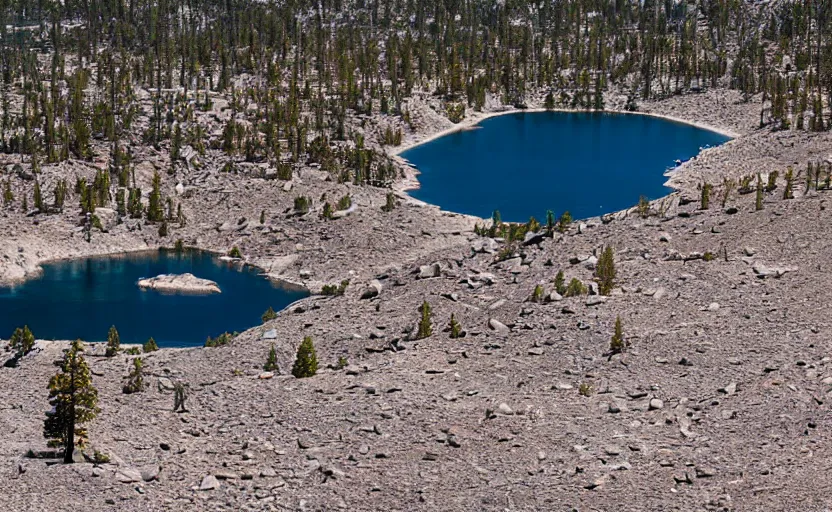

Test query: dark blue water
[0,250,308,347]
[401,112,730,222]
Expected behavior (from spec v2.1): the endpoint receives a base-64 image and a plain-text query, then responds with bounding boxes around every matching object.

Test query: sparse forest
[0,1,829,222]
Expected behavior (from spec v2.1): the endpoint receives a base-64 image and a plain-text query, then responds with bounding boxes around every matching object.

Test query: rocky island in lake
[137,273,221,294]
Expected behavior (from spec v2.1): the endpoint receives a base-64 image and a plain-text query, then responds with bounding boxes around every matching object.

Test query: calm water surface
[0,250,308,347]
[401,112,731,222]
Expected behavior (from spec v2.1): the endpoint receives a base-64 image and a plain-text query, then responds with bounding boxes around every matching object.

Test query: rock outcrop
[137,273,221,294]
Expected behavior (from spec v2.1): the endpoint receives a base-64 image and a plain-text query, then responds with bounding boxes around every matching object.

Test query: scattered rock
[418,263,441,279]
[752,262,797,279]
[116,468,143,484]
[497,403,514,415]
[140,466,160,482]
[200,475,220,490]
[585,296,607,306]
[488,318,510,334]
[360,280,383,299]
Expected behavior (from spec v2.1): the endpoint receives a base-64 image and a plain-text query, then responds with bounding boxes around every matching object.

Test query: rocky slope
[2,90,832,511]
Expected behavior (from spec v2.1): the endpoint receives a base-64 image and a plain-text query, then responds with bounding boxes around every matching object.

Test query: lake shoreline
[390,105,737,224]
[0,246,311,298]
[392,107,741,158]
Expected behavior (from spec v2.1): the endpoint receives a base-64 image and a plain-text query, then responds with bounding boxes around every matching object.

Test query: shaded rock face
[137,273,221,294]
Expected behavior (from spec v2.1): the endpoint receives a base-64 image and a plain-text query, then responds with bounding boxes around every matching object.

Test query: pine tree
[10,326,35,357]
[382,192,396,212]
[637,196,649,218]
[2,180,12,206]
[755,175,764,211]
[546,210,555,235]
[554,270,566,295]
[609,316,625,354]
[595,246,616,296]
[448,314,462,339]
[33,180,44,212]
[147,170,164,222]
[700,183,712,210]
[417,301,432,339]
[783,167,794,199]
[291,336,318,378]
[105,325,120,356]
[122,357,146,394]
[544,91,555,109]
[557,211,572,233]
[115,189,126,216]
[44,340,99,463]
[53,179,67,211]
[264,344,278,372]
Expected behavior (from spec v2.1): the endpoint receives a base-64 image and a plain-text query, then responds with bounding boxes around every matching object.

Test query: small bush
[228,246,243,258]
[579,382,594,396]
[446,103,465,123]
[322,202,333,219]
[205,332,235,347]
[143,337,159,353]
[336,356,348,369]
[337,194,352,210]
[294,195,311,214]
[91,450,110,463]
[564,278,587,297]
[261,306,277,323]
[321,279,349,296]
[531,284,545,303]
[292,336,318,378]
[122,357,146,394]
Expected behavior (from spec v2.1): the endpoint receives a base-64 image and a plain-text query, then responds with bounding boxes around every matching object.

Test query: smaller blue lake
[0,250,308,347]
[401,112,731,222]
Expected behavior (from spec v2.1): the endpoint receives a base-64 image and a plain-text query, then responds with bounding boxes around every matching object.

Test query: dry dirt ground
[2,89,832,511]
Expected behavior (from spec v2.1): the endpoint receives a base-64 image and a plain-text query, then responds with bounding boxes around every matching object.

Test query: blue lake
[401,111,731,222]
[0,250,308,347]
